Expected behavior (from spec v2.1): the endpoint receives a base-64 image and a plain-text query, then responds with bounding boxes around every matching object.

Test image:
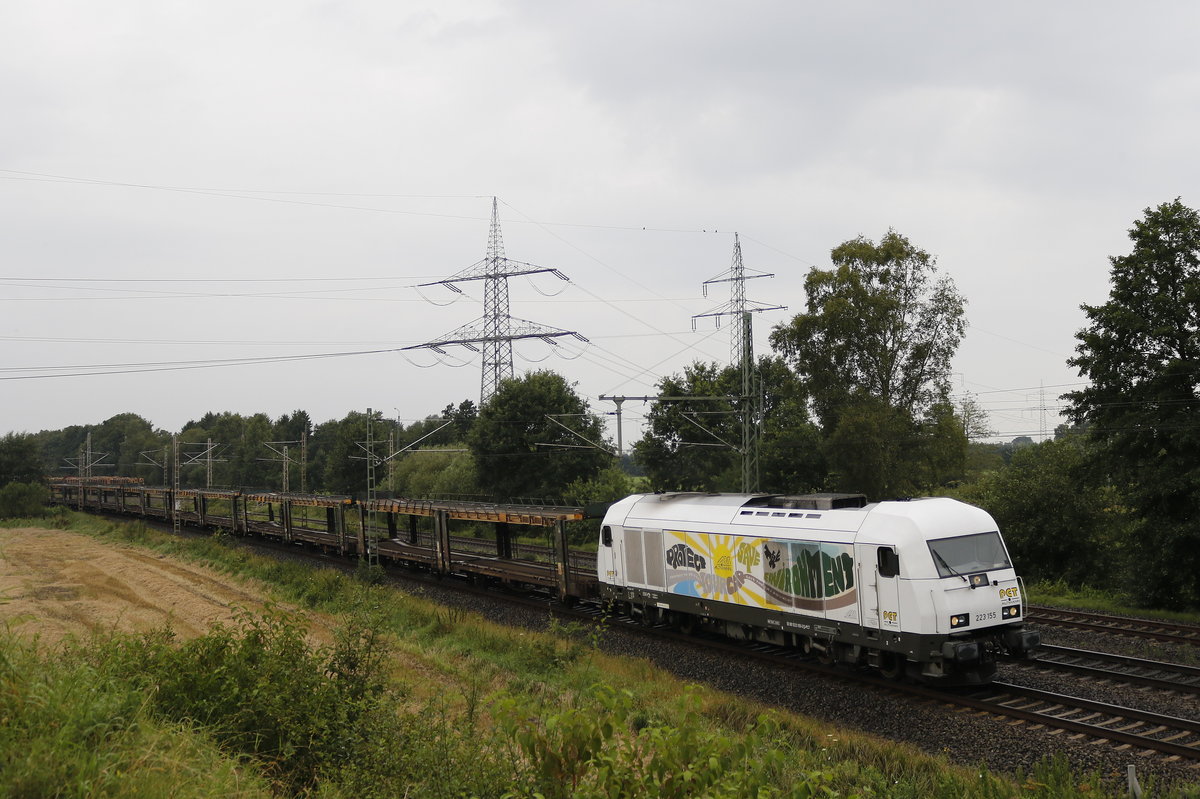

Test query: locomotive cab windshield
[927,532,1011,581]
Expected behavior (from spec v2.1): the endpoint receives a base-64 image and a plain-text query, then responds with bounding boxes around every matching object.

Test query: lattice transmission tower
[693,233,785,492]
[404,198,586,405]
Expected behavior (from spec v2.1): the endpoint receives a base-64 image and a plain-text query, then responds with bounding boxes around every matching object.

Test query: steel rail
[958,682,1200,760]
[71,507,1200,762]
[1012,644,1200,693]
[556,608,1200,761]
[1027,606,1200,646]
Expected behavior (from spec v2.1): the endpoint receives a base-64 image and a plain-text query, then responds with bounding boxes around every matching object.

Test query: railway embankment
[2,513,1197,798]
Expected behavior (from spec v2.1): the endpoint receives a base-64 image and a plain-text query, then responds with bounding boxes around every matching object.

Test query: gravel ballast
[402,575,1200,791]
[198,532,1200,792]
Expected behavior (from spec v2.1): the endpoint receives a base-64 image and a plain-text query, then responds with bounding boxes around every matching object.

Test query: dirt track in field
[0,527,275,646]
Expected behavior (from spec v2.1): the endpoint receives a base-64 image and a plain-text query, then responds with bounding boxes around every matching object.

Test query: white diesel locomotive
[597,492,1040,684]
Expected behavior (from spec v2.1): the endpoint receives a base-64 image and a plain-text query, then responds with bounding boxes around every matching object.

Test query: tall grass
[0,629,273,799]
[1029,578,1200,624]
[5,512,1198,797]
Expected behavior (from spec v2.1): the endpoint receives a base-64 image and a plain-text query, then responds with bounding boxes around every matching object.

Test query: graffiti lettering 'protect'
[665,543,706,571]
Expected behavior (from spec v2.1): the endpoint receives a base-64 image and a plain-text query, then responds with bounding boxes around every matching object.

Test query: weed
[495,684,804,799]
[299,567,347,608]
[0,631,273,798]
[20,515,1189,798]
[354,558,385,585]
[430,605,466,635]
[462,668,484,726]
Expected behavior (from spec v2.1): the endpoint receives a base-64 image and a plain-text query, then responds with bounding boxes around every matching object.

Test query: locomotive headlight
[949,613,970,628]
[1002,604,1021,618]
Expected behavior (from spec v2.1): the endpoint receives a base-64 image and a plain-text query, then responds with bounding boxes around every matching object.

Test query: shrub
[0,632,273,798]
[89,607,397,794]
[495,684,807,799]
[0,481,48,519]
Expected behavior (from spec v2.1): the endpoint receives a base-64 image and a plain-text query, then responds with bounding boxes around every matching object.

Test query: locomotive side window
[877,547,899,578]
[927,532,1010,578]
[602,525,612,547]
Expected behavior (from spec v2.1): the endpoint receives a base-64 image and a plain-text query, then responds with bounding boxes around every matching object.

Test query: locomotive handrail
[930,590,939,633]
[871,563,883,635]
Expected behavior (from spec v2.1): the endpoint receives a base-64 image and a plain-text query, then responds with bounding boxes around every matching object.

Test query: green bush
[955,438,1124,587]
[82,608,394,793]
[0,481,48,519]
[495,684,809,799]
[77,604,508,798]
[0,632,273,799]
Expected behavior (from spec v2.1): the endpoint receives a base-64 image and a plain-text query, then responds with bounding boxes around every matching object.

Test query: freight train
[48,479,1038,684]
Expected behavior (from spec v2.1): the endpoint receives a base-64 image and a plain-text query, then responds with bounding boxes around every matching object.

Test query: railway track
[89,512,1200,764]
[183,525,1200,764]
[1011,644,1200,694]
[703,637,1200,761]
[555,605,1200,763]
[1028,605,1200,646]
[956,682,1200,761]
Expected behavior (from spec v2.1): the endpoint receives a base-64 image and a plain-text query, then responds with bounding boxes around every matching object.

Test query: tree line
[4,199,1200,609]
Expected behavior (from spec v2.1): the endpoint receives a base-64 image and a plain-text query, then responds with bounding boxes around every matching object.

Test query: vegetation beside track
[1028,579,1200,627]
[1,511,1193,798]
[0,631,275,798]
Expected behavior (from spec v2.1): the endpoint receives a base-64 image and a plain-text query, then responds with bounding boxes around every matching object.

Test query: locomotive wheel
[878,651,905,680]
[673,612,695,636]
[816,644,835,665]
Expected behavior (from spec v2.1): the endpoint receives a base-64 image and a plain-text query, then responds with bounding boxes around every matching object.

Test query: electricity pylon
[404,198,585,405]
[692,233,786,492]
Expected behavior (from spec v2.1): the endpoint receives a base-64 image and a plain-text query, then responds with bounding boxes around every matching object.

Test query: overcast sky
[2,1,1197,450]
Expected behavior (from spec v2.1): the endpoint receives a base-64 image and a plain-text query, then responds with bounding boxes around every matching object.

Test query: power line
[963,381,1090,395]
[1,169,495,221]
[0,275,430,283]
[1,167,783,237]
[0,348,396,380]
[0,330,699,347]
[0,286,700,298]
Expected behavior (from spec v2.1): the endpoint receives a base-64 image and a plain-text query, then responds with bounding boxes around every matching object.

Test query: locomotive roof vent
[744,493,868,511]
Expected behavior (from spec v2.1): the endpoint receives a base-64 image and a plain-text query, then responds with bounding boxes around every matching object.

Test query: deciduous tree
[0,433,45,485]
[1065,198,1200,607]
[468,371,610,501]
[633,362,740,492]
[957,435,1121,587]
[0,481,48,517]
[769,229,968,497]
[633,358,824,493]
